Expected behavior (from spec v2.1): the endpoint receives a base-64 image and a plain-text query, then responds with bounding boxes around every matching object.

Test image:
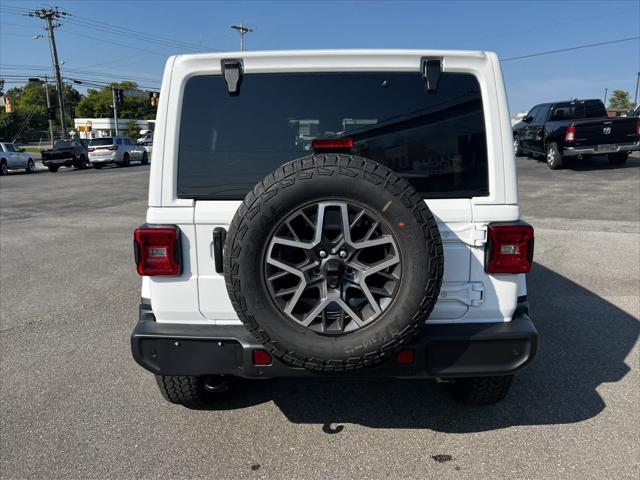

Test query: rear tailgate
[572,117,637,147]
[41,148,75,161]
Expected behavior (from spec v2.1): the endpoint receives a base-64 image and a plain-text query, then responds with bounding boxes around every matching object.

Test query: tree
[126,120,141,139]
[0,80,81,141]
[608,90,631,110]
[76,82,156,120]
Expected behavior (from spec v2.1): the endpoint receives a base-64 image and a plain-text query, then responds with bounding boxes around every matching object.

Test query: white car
[88,136,148,169]
[131,50,537,408]
[0,142,36,175]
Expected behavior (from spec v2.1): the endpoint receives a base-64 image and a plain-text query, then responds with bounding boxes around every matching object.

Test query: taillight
[107,145,118,151]
[485,223,534,274]
[636,118,640,138]
[312,138,354,151]
[87,147,95,152]
[134,225,182,276]
[253,349,272,366]
[565,125,576,143]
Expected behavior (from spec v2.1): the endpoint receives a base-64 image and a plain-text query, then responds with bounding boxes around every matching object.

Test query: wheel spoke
[265,200,401,334]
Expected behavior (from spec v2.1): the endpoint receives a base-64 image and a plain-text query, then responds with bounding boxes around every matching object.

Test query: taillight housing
[107,145,118,151]
[87,147,95,152]
[485,223,534,274]
[636,118,640,138]
[312,138,354,152]
[134,225,182,276]
[565,125,576,143]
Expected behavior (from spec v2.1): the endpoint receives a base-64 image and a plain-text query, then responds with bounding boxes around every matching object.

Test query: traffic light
[149,91,159,107]
[3,96,12,113]
[47,106,56,120]
[114,88,124,107]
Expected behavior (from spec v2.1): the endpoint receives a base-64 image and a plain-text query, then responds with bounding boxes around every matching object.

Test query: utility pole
[26,7,68,140]
[111,87,119,136]
[44,76,54,147]
[634,72,639,109]
[231,22,253,51]
[603,87,608,106]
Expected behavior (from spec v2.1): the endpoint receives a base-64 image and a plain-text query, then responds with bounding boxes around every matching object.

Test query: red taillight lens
[107,145,118,151]
[636,118,640,138]
[396,349,415,365]
[134,225,181,276]
[311,138,354,151]
[485,223,534,274]
[87,147,95,152]
[253,349,272,366]
[565,125,576,143]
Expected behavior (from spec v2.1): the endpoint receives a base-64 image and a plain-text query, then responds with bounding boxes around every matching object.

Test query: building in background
[73,118,155,139]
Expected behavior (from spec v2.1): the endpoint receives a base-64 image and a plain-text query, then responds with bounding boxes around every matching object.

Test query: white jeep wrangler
[131,50,537,407]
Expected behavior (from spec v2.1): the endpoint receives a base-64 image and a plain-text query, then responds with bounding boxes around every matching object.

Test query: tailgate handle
[212,227,227,273]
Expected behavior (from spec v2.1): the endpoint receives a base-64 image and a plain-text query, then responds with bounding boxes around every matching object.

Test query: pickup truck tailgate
[573,117,637,147]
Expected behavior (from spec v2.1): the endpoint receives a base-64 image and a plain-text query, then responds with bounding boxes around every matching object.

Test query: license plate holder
[597,144,612,151]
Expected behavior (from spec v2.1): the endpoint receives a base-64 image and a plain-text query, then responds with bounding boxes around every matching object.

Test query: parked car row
[0,136,151,175]
[513,98,640,169]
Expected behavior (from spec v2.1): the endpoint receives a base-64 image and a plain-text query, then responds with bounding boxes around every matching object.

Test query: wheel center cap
[322,258,345,288]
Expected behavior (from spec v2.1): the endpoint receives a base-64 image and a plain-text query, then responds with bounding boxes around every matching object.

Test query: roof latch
[421,57,442,93]
[221,59,243,96]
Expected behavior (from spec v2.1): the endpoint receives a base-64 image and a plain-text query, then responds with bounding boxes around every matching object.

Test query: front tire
[48,165,59,173]
[447,375,514,405]
[141,151,149,165]
[76,155,88,169]
[513,136,524,157]
[26,159,36,173]
[608,152,628,166]
[155,375,230,408]
[546,142,564,170]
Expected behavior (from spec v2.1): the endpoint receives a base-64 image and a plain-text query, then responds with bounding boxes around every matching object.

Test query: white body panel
[143,49,522,326]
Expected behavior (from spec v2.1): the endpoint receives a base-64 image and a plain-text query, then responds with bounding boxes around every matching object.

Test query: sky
[1,0,639,113]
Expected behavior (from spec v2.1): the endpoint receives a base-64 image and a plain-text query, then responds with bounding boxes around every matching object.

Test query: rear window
[54,140,71,149]
[90,138,113,146]
[178,72,489,199]
[550,100,607,121]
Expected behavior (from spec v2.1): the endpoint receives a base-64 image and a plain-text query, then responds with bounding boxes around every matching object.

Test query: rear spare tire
[224,154,444,371]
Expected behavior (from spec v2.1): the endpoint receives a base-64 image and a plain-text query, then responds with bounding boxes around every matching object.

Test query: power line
[501,36,640,61]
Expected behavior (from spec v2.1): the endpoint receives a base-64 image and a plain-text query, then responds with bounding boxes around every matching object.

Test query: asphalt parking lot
[1,154,638,479]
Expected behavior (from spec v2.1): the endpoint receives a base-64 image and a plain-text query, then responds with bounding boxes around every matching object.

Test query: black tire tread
[448,375,514,405]
[155,375,210,408]
[224,154,444,371]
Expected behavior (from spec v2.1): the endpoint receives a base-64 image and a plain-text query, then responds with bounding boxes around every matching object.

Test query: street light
[32,34,44,39]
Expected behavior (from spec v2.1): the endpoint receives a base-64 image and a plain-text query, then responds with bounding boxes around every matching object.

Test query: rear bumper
[131,301,538,379]
[42,156,74,165]
[563,141,639,157]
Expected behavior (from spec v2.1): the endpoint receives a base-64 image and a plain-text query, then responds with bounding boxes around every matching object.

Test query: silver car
[88,136,148,169]
[0,142,36,175]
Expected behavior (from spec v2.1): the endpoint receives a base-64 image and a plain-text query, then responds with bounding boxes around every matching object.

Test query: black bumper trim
[131,305,538,379]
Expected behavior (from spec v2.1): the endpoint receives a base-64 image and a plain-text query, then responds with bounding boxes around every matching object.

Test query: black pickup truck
[41,139,90,172]
[513,99,639,169]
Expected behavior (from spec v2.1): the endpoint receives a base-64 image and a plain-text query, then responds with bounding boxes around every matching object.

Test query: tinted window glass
[54,140,71,149]
[90,138,113,146]
[116,138,123,145]
[550,100,607,121]
[534,105,548,123]
[178,72,489,199]
[5,144,16,152]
